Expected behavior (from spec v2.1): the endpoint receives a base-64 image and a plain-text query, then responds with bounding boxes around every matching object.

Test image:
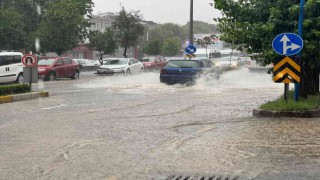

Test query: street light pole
[189,0,194,46]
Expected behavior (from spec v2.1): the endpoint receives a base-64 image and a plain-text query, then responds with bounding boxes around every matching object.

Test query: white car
[212,56,239,69]
[75,59,99,67]
[0,51,24,83]
[96,58,144,75]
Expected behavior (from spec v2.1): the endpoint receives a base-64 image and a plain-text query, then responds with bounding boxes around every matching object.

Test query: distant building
[90,12,115,32]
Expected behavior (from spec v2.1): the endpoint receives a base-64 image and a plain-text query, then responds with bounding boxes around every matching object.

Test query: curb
[0,96,13,104]
[0,91,49,104]
[253,108,320,118]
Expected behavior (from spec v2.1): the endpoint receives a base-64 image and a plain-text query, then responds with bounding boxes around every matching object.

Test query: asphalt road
[1,69,320,180]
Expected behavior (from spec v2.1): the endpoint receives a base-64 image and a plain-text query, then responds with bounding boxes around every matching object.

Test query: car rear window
[165,60,200,68]
[38,59,55,65]
[104,59,127,65]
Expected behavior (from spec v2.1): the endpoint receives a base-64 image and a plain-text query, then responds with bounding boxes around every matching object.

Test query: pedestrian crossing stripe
[273,56,301,83]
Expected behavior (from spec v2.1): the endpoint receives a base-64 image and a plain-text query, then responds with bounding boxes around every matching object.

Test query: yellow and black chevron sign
[185,54,196,58]
[273,56,301,83]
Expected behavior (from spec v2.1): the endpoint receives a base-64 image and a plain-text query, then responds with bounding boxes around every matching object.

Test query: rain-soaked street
[1,68,320,180]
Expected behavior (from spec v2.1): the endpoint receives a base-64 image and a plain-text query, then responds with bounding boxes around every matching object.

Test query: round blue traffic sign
[185,45,197,54]
[272,33,303,56]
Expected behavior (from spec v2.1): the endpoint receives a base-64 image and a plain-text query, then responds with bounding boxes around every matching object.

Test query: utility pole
[189,0,194,46]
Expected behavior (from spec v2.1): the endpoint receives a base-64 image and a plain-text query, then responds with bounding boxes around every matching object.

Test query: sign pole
[189,0,194,46]
[29,67,32,88]
[285,83,289,103]
[295,0,305,101]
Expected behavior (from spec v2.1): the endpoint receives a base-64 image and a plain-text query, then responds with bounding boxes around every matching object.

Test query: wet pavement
[1,68,320,180]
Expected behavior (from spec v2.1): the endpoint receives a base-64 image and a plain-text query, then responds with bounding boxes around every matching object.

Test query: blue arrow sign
[185,45,197,54]
[272,33,303,56]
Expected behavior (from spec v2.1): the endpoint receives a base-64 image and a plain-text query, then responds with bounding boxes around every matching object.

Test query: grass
[260,91,319,111]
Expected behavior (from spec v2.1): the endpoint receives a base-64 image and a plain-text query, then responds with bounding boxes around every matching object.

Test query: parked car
[160,58,221,85]
[96,58,144,75]
[75,59,99,68]
[37,57,80,81]
[140,56,166,71]
[0,51,24,84]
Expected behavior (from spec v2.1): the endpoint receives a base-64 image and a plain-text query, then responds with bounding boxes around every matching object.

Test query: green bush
[0,84,31,96]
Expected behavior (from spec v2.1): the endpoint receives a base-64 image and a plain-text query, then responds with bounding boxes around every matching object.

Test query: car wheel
[71,70,80,80]
[46,71,56,81]
[126,69,131,75]
[16,73,23,84]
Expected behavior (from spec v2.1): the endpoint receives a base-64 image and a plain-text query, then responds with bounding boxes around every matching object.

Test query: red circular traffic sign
[22,54,38,67]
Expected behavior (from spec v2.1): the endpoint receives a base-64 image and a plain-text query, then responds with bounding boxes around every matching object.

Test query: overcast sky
[92,0,222,25]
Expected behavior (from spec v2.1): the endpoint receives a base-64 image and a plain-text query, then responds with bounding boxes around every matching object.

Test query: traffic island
[39,91,49,97]
[0,91,49,104]
[253,108,320,118]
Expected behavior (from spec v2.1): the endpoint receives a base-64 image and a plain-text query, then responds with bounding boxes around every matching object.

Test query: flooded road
[1,68,320,180]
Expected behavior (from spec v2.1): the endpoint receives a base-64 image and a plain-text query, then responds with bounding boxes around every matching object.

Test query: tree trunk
[123,46,128,58]
[301,64,319,97]
[99,51,103,65]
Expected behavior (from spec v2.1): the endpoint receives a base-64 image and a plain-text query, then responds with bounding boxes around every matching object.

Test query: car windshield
[165,60,199,68]
[103,59,127,65]
[38,59,55,65]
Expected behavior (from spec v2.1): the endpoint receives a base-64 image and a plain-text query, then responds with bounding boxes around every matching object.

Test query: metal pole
[29,67,32,89]
[189,0,194,46]
[295,0,305,101]
[285,83,289,103]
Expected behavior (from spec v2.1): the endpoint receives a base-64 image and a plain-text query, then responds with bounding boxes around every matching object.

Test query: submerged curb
[0,91,49,104]
[253,108,320,118]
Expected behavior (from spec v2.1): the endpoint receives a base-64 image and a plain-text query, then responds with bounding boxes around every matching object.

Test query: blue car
[160,58,221,85]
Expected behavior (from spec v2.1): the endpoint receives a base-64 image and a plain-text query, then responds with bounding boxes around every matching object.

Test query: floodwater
[1,68,320,180]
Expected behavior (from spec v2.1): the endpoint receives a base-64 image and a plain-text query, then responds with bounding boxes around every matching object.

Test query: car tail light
[160,69,167,75]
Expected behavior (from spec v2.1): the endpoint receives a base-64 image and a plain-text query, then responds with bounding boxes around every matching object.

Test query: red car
[140,56,167,71]
[37,57,80,81]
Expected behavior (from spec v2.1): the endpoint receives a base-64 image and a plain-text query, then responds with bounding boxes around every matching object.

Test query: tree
[148,23,184,44]
[162,37,181,56]
[0,7,25,50]
[113,7,144,58]
[196,34,216,57]
[181,21,219,39]
[89,29,118,65]
[143,39,161,55]
[36,0,93,55]
[213,0,320,96]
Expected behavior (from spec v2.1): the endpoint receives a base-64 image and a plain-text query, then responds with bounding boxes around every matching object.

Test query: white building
[90,12,115,32]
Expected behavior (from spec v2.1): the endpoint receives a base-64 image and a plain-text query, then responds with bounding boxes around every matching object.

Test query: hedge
[0,84,31,96]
